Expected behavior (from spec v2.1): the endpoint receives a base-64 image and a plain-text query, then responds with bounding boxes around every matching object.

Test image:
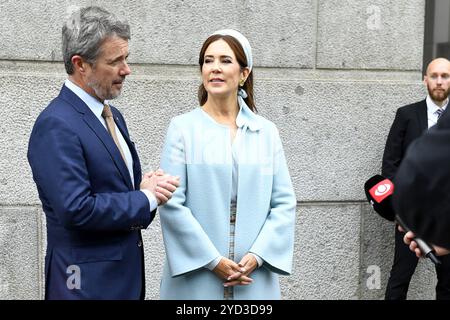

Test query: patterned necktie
[101,104,127,166]
[436,108,444,122]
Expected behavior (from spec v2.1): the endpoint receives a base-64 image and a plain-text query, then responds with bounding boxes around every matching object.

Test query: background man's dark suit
[382,100,427,180]
[383,100,450,300]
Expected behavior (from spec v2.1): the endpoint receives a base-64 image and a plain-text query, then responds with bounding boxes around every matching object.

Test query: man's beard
[87,78,121,101]
[428,84,449,103]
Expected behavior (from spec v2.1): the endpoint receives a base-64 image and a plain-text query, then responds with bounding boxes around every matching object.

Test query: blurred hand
[402,230,450,257]
[212,257,253,287]
[143,169,164,180]
[140,169,180,205]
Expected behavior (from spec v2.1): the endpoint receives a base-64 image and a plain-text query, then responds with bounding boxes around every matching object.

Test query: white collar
[64,79,109,118]
[426,95,448,115]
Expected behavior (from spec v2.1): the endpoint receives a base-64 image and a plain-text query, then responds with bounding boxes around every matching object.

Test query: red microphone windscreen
[369,179,394,204]
[364,175,396,221]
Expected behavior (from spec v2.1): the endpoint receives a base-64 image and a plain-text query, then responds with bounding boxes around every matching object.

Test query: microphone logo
[369,179,394,203]
[374,183,391,196]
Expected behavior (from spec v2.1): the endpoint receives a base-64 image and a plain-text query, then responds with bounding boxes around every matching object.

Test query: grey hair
[62,6,130,74]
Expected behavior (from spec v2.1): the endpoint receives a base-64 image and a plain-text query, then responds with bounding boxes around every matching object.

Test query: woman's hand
[223,253,258,287]
[212,257,253,287]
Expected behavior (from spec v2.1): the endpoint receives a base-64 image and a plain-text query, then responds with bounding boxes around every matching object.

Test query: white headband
[211,29,253,72]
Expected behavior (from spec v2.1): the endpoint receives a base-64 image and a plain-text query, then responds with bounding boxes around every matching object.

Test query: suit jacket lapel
[417,99,428,132]
[113,111,142,190]
[59,86,134,190]
[83,112,134,189]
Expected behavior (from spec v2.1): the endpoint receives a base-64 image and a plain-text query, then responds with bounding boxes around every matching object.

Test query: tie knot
[102,104,113,118]
[436,108,444,119]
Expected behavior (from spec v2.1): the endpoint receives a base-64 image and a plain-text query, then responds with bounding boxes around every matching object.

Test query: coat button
[137,240,143,247]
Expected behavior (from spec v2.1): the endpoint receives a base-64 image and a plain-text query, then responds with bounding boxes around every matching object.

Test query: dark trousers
[385,226,450,300]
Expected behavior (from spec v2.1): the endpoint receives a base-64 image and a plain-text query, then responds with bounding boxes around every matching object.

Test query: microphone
[364,175,441,265]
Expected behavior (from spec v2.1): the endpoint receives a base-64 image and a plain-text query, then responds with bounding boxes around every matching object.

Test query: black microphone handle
[415,238,441,265]
[395,215,441,265]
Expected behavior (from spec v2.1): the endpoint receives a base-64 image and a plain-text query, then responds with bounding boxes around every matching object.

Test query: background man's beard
[428,86,449,102]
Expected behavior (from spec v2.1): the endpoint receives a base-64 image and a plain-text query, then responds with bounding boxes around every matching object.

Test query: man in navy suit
[27,6,179,299]
[382,58,450,300]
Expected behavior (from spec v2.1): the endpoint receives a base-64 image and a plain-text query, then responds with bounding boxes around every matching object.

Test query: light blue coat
[159,104,296,299]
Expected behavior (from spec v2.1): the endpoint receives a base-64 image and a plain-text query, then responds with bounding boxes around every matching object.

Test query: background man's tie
[436,108,444,120]
[102,104,127,166]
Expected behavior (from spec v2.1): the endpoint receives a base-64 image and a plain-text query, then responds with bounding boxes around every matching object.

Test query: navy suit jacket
[382,100,428,180]
[28,85,154,299]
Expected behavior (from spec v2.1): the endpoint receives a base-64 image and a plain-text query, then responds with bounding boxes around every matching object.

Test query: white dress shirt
[426,95,448,129]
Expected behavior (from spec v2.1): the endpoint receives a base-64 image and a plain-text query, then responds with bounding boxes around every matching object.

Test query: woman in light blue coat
[159,29,296,300]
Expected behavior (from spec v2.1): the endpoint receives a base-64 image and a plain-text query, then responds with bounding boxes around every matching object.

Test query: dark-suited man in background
[27,6,179,299]
[382,58,450,300]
